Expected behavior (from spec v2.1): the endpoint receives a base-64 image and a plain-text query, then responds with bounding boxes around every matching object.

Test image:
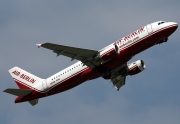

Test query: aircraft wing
[37,43,99,68]
[111,75,126,91]
[110,64,127,91]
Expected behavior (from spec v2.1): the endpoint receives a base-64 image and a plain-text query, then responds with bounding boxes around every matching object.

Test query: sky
[0,0,180,124]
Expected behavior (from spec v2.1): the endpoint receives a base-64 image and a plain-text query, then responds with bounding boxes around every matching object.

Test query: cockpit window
[158,21,165,25]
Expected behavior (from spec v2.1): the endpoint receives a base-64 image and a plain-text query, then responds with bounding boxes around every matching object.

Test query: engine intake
[127,60,146,75]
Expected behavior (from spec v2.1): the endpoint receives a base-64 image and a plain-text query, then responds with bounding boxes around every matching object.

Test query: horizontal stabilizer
[4,89,33,97]
[28,99,38,106]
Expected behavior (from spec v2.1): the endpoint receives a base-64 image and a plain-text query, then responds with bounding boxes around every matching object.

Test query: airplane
[4,21,178,106]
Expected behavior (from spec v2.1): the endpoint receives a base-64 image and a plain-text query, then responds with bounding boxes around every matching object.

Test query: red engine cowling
[95,44,119,61]
[127,60,146,75]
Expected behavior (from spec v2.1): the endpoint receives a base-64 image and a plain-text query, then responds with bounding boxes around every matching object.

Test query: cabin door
[146,24,153,34]
[42,80,48,90]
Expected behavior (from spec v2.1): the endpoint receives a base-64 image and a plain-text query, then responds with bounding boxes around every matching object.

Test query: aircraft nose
[171,22,178,31]
[166,22,178,35]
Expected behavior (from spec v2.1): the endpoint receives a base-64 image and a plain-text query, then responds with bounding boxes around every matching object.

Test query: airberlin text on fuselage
[12,70,36,84]
[114,27,145,46]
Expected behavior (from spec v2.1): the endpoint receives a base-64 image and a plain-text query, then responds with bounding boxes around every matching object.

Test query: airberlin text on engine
[12,70,36,83]
[114,27,145,46]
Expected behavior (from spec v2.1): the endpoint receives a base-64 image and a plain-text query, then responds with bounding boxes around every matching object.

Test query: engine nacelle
[94,44,120,62]
[127,60,146,75]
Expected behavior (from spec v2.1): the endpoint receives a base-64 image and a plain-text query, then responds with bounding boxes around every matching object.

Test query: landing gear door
[42,80,48,91]
[146,24,153,34]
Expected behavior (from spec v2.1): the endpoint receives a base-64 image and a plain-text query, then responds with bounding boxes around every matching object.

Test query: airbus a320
[4,21,178,106]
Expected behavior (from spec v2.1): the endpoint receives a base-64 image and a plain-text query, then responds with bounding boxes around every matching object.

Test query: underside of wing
[110,64,128,91]
[111,75,126,91]
[37,43,99,68]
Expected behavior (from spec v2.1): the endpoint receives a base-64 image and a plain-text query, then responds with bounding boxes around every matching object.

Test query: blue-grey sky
[0,0,180,124]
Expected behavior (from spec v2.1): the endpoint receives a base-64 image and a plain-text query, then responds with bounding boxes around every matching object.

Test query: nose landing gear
[157,37,168,44]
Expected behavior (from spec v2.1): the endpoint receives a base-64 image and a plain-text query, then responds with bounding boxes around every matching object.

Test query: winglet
[36,44,42,48]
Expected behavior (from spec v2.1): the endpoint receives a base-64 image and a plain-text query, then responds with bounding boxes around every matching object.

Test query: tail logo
[12,70,20,76]
[12,70,36,84]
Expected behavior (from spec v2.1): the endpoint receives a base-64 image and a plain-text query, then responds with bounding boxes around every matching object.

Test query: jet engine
[93,44,120,62]
[127,60,146,75]
[98,60,145,80]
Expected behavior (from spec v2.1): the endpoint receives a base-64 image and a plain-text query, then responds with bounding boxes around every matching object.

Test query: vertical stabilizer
[4,66,43,106]
[9,66,43,90]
